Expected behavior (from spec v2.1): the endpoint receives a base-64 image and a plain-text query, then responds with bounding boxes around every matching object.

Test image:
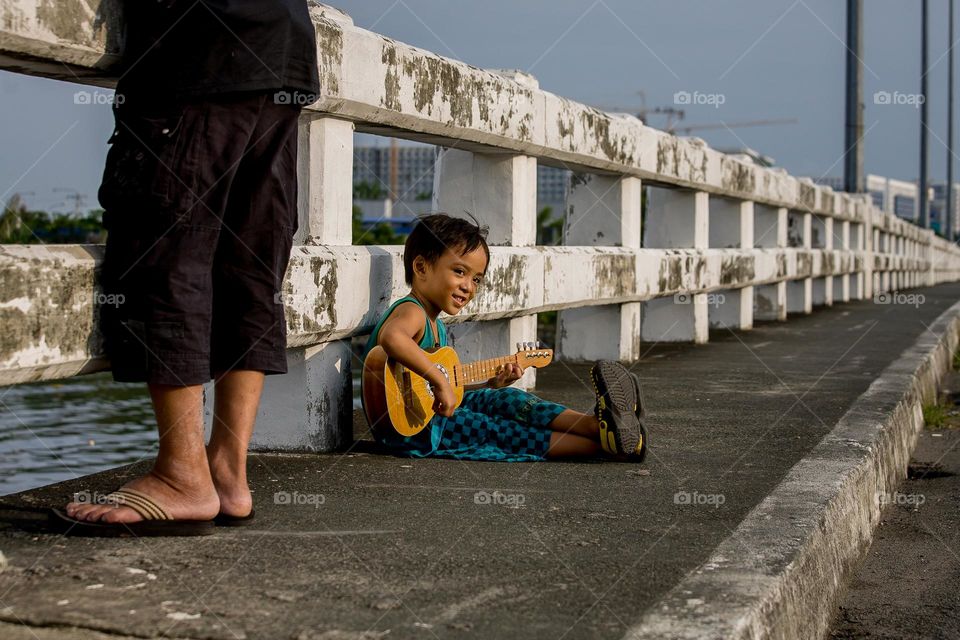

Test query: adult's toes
[100,507,140,524]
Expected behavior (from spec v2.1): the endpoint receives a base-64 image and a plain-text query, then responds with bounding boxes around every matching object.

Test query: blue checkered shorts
[424,387,566,461]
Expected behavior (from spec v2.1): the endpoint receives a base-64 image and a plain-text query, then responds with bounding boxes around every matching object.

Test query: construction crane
[593,90,798,136]
[52,188,88,216]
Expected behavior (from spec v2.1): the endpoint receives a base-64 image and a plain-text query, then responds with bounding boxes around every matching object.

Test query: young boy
[363,213,647,462]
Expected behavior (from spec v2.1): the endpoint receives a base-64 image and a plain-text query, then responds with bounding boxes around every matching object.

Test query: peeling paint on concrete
[594,253,635,298]
[485,254,527,305]
[796,252,813,278]
[657,255,684,292]
[777,253,789,279]
[314,17,343,95]
[720,255,756,287]
[721,158,756,195]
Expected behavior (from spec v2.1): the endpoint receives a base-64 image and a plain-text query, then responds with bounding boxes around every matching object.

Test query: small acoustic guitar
[362,342,554,437]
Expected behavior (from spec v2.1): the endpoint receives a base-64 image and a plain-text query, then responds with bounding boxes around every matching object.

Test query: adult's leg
[207,370,264,518]
[69,98,261,523]
[66,384,220,523]
[207,96,300,514]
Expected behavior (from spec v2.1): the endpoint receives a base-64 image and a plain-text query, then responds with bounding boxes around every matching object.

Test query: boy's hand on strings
[488,363,524,389]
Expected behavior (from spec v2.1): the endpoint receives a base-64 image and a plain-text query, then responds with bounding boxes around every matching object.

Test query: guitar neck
[455,354,521,386]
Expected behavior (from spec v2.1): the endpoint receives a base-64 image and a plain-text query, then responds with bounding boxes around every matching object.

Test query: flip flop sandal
[591,360,644,457]
[51,488,214,537]
[213,509,256,527]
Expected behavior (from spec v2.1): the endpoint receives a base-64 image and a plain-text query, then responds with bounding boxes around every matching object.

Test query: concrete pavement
[1,283,959,639]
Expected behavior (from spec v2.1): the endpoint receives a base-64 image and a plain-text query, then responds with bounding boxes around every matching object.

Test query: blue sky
[0,0,955,213]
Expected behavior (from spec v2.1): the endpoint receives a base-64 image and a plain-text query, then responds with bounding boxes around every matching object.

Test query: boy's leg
[65,384,220,523]
[546,409,602,440]
[546,432,602,459]
[207,370,264,518]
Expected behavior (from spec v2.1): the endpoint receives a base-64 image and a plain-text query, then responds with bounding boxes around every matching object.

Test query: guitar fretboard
[456,355,521,386]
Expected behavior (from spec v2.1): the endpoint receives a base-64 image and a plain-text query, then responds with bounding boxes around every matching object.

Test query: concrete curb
[626,301,960,640]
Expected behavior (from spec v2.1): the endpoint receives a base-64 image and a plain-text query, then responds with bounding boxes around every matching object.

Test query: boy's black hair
[404,213,490,284]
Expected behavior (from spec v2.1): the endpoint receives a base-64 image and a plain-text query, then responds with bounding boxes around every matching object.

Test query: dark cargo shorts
[98,92,301,386]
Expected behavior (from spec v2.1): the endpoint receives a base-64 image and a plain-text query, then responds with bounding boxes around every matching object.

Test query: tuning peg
[536,340,542,349]
[516,342,522,352]
[526,341,533,350]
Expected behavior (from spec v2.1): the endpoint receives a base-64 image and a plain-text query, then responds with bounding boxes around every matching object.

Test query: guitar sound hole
[425,363,451,400]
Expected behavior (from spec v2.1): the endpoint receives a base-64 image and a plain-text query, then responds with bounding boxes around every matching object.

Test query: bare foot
[64,469,220,524]
[207,451,253,518]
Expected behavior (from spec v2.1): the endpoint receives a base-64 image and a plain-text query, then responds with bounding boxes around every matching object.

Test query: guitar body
[362,343,553,439]
[362,346,464,438]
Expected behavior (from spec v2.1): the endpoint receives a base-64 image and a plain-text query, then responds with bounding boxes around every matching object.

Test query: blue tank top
[362,295,449,456]
[363,295,448,358]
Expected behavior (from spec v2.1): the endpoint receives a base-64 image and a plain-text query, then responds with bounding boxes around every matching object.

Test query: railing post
[433,147,539,388]
[558,174,643,361]
[642,189,709,343]
[755,205,788,321]
[708,198,754,330]
[787,211,813,314]
[839,220,851,302]
[235,114,356,451]
[861,198,874,300]
[811,215,833,306]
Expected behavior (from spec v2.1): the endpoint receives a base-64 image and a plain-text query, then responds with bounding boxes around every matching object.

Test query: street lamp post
[920,0,930,229]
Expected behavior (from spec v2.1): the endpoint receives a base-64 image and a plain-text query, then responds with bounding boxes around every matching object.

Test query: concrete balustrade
[558,173,643,362]
[433,147,539,389]
[2,1,960,449]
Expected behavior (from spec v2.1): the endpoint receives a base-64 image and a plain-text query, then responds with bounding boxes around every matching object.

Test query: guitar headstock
[515,341,554,369]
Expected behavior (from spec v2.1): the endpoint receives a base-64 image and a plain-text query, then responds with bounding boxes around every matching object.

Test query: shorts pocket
[98,108,197,229]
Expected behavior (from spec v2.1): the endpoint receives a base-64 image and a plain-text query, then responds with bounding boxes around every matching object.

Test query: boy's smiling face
[413,244,488,316]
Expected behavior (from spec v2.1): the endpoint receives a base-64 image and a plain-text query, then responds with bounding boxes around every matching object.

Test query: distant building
[353,145,437,200]
[813,175,919,222]
[930,183,960,237]
[353,144,571,216]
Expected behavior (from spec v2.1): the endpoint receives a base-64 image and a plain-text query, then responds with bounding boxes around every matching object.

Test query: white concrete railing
[2,2,959,450]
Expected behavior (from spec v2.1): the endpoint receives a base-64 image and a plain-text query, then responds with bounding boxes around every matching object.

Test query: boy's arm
[377,303,457,416]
